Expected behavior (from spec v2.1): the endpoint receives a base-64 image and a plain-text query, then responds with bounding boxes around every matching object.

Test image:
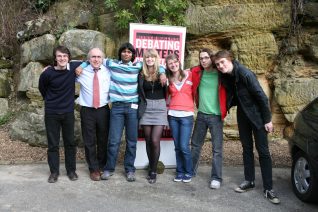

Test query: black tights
[143,125,164,174]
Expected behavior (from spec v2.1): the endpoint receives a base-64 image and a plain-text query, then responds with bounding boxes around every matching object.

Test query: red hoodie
[190,65,227,120]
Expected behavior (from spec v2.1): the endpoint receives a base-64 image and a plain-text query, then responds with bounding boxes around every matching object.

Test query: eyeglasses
[199,56,210,61]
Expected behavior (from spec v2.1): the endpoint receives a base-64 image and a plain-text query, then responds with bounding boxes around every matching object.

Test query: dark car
[288,97,318,203]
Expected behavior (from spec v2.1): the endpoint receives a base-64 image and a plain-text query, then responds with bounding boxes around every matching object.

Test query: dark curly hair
[118,42,136,62]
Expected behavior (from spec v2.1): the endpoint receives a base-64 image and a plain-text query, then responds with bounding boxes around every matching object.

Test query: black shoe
[146,172,157,184]
[264,189,280,204]
[67,172,78,181]
[234,180,255,193]
[48,173,59,183]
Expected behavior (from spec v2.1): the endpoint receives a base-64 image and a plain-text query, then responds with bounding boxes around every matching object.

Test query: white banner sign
[129,23,186,68]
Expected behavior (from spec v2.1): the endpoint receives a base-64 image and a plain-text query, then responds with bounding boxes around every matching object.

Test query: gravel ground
[0,125,291,167]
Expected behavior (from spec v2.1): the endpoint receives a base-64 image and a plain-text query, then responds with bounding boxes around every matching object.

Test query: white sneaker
[210,180,221,189]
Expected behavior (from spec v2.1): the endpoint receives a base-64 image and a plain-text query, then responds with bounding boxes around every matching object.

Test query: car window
[302,98,318,135]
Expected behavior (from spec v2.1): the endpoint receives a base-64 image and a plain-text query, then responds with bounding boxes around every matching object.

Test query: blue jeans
[168,115,194,177]
[191,112,223,182]
[105,102,138,173]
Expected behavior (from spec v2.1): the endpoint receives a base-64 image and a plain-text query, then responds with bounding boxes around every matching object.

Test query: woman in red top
[166,54,194,183]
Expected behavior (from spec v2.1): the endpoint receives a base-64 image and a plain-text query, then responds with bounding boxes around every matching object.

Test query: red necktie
[93,69,100,109]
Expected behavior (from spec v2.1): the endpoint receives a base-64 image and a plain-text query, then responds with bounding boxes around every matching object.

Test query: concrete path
[0,163,317,212]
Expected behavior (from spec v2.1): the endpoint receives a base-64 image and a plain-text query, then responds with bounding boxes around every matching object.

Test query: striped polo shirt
[104,59,141,103]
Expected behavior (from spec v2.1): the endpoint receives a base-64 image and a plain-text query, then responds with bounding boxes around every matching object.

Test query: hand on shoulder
[75,66,83,76]
[42,65,51,72]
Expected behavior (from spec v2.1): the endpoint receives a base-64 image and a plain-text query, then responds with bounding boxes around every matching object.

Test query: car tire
[291,151,318,203]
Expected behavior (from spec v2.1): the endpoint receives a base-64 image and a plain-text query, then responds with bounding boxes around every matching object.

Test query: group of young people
[39,42,280,204]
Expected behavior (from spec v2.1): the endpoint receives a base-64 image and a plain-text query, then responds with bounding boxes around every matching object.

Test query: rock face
[47,0,92,29]
[274,78,318,122]
[18,62,43,92]
[271,0,318,124]
[0,69,11,98]
[186,1,290,35]
[17,18,52,41]
[231,33,279,73]
[10,108,46,146]
[20,34,56,65]
[59,29,107,59]
[7,0,318,145]
[10,107,82,147]
[0,98,9,117]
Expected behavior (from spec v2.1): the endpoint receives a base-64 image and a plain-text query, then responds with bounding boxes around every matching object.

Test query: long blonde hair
[142,49,160,81]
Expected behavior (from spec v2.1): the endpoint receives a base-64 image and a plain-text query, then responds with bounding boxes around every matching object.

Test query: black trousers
[80,105,110,172]
[237,106,273,190]
[45,112,76,175]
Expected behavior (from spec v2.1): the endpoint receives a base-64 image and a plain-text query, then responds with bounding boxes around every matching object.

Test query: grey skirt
[139,99,168,126]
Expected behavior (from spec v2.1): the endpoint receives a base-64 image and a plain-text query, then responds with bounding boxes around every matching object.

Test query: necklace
[151,80,155,93]
[146,73,156,94]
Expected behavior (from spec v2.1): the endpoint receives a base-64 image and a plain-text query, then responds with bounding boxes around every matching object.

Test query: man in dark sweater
[39,46,78,183]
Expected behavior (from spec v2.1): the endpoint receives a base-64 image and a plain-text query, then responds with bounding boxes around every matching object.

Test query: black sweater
[221,60,271,129]
[38,66,76,114]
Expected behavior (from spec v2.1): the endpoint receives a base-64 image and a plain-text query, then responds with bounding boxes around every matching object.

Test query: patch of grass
[0,112,14,126]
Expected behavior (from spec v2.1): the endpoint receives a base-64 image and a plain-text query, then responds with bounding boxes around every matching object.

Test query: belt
[81,105,109,109]
[112,101,138,105]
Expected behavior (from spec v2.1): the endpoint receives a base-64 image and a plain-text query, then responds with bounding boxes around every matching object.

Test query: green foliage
[115,9,134,29]
[104,0,118,10]
[104,0,188,29]
[34,0,56,13]
[0,112,13,126]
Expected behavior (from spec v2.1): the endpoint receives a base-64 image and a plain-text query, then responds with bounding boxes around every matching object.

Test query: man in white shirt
[76,48,111,181]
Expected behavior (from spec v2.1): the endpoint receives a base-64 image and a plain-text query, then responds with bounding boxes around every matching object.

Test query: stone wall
[4,0,318,146]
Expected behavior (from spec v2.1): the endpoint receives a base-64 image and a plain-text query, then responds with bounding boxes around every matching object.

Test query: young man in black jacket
[214,50,280,204]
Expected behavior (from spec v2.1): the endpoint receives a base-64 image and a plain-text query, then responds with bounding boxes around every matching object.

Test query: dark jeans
[104,102,138,173]
[45,112,76,174]
[191,112,223,181]
[168,115,193,177]
[80,106,110,172]
[237,106,273,190]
